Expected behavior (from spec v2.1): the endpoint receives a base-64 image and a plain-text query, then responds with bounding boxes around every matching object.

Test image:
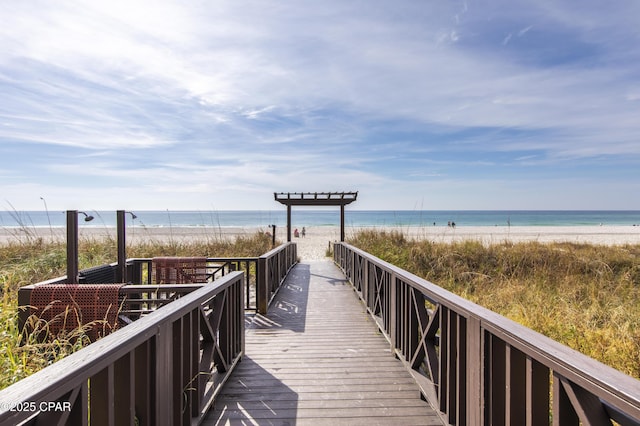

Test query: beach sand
[2,225,639,260]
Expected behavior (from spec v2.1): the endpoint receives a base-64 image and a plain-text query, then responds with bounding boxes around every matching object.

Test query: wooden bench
[78,264,117,284]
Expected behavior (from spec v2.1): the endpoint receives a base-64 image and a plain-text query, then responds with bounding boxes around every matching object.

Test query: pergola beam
[274,192,358,206]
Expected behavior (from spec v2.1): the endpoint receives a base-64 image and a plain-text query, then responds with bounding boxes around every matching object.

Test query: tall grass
[349,230,640,379]
[0,232,274,389]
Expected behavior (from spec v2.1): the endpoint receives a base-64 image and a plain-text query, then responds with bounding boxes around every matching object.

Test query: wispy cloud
[1,0,639,210]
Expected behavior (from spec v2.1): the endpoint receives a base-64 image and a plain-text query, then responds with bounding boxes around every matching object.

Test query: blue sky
[1,0,640,211]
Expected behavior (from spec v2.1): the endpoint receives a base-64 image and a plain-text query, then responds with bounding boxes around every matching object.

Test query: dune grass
[349,229,640,379]
[0,232,274,389]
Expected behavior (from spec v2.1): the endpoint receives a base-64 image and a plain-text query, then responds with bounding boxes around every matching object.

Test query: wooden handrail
[17,248,297,340]
[1,272,245,426]
[128,256,261,310]
[334,242,640,425]
[129,248,297,313]
[257,242,298,314]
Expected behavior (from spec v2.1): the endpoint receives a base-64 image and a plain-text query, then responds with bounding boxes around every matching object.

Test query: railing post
[507,345,527,425]
[91,365,115,426]
[257,256,268,314]
[467,316,484,425]
[390,272,397,350]
[66,210,79,284]
[114,353,134,425]
[362,258,369,306]
[17,286,33,341]
[277,249,282,285]
[155,323,173,425]
[128,260,145,285]
[526,357,550,426]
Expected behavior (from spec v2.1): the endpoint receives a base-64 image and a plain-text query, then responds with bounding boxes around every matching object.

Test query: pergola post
[274,192,358,244]
[287,205,292,242]
[340,205,345,242]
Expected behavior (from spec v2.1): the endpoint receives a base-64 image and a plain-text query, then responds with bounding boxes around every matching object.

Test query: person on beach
[302,227,306,237]
[294,228,299,238]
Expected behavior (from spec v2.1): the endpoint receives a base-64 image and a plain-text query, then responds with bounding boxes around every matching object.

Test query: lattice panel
[30,284,123,341]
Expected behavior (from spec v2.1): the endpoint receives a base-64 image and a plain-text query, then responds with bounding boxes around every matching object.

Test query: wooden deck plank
[214,391,423,403]
[226,371,413,380]
[205,260,444,425]
[210,415,443,426]
[213,407,438,419]
[211,399,432,410]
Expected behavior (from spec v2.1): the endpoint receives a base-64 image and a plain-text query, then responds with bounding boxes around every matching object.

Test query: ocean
[1,210,640,229]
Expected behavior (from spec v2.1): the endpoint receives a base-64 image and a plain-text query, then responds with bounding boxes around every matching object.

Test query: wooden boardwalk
[205,260,444,425]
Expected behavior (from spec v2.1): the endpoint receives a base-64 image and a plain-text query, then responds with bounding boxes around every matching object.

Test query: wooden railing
[0,272,245,426]
[257,242,298,314]
[19,249,294,315]
[127,243,297,313]
[334,242,640,426]
[16,257,260,334]
[127,257,260,310]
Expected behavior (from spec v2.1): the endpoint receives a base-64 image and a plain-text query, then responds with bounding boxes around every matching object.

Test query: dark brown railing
[334,242,640,426]
[0,271,245,426]
[124,241,297,315]
[126,243,297,313]
[127,257,260,310]
[257,242,298,314]
[16,257,260,334]
[17,245,296,322]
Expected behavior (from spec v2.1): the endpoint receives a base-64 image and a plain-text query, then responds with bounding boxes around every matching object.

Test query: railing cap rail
[259,242,295,260]
[127,256,260,262]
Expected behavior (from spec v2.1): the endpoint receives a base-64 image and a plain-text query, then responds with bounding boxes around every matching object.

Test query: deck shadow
[208,356,299,424]
[255,263,310,333]
[309,271,348,286]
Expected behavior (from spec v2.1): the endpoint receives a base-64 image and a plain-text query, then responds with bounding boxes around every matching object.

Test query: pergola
[274,192,358,242]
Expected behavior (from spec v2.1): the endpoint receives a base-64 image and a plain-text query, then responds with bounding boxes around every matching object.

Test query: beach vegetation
[349,230,640,379]
[0,232,274,389]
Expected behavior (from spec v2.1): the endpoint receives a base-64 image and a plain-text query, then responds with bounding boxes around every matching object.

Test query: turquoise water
[2,210,640,228]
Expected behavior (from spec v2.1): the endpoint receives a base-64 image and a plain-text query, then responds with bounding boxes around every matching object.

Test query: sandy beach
[2,224,639,260]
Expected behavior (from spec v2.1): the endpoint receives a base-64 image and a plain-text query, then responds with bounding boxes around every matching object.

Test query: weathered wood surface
[206,260,444,425]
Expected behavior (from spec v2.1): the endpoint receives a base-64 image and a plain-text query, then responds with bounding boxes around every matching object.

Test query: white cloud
[1,0,640,209]
[518,25,533,37]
